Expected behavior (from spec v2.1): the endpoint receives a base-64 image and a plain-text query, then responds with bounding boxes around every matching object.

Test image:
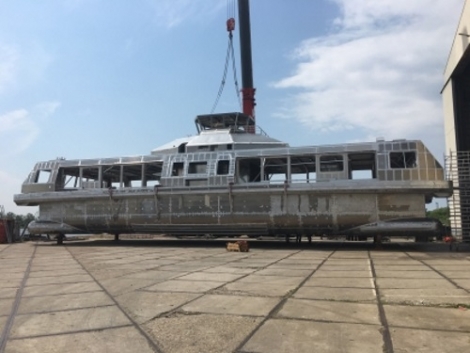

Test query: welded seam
[0,243,38,353]
[368,251,394,353]
[65,246,165,353]
[234,248,338,353]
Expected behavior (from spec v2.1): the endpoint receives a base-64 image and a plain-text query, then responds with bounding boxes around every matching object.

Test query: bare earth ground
[0,238,469,353]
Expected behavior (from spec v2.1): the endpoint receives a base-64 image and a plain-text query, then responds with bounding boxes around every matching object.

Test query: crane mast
[238,0,256,131]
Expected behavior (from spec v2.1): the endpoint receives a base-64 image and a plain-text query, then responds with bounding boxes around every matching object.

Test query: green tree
[426,207,450,226]
[2,212,36,228]
[23,213,36,227]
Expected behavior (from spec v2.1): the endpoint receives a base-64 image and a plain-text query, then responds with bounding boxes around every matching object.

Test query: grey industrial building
[443,0,470,239]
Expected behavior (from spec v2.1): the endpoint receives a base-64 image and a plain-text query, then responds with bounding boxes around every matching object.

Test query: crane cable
[230,36,241,107]
[211,0,241,113]
[226,0,235,20]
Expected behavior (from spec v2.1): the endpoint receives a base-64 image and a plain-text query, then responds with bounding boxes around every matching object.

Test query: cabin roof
[151,130,288,153]
[151,137,192,153]
[186,129,288,147]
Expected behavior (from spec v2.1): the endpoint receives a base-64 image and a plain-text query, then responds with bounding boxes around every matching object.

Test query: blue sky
[0,0,464,214]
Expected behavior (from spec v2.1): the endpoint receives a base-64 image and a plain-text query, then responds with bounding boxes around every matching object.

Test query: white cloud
[0,44,19,93]
[274,0,464,156]
[0,101,60,155]
[0,102,59,213]
[146,0,225,28]
[0,109,39,155]
[21,43,53,84]
[34,101,61,120]
[0,108,38,213]
[0,40,52,94]
[0,169,24,213]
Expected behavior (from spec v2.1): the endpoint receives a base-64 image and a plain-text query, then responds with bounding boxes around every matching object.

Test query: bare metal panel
[14,114,451,239]
[378,194,424,214]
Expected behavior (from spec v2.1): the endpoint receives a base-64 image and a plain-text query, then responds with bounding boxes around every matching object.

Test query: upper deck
[15,132,451,205]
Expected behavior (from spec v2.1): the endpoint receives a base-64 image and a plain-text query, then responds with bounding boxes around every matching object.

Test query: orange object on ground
[444,235,455,243]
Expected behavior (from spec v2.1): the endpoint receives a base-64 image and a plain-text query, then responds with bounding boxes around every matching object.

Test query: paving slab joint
[0,245,12,255]
[367,251,394,353]
[234,248,339,352]
[140,249,304,326]
[402,250,470,295]
[64,246,165,353]
[0,243,37,353]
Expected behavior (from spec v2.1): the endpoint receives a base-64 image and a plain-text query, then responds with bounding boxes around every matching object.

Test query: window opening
[122,164,143,187]
[56,167,80,189]
[348,153,376,179]
[101,165,120,188]
[390,152,417,169]
[264,157,288,183]
[291,156,316,183]
[36,170,51,183]
[237,158,261,183]
[172,162,185,176]
[217,160,230,175]
[178,143,187,153]
[81,167,101,188]
[320,155,343,172]
[143,162,163,186]
[188,161,207,174]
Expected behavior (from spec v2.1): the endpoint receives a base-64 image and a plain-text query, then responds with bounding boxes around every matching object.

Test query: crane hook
[226,18,235,32]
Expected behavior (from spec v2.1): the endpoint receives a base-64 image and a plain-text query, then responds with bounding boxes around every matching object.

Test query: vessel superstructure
[14,112,451,241]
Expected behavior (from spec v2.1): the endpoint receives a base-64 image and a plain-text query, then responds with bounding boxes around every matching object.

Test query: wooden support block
[226,242,240,252]
[226,240,249,252]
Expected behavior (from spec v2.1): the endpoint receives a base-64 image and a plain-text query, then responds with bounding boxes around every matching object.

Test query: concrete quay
[0,239,469,353]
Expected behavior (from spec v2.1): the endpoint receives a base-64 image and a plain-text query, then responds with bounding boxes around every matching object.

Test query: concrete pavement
[0,239,469,353]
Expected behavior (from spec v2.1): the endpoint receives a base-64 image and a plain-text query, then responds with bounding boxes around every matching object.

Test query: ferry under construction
[14,0,452,244]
